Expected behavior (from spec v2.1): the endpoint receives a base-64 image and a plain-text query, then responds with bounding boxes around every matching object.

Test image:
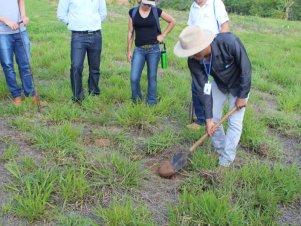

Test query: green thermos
[161,42,167,69]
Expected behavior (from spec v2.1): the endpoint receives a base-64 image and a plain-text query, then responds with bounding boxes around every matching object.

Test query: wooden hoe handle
[189,106,238,153]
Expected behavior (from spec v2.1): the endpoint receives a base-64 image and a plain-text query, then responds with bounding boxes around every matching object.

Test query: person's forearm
[161,19,176,38]
[18,0,27,19]
[0,16,7,23]
[127,32,133,52]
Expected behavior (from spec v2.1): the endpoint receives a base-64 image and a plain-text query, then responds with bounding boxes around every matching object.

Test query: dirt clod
[158,160,175,178]
[95,139,111,147]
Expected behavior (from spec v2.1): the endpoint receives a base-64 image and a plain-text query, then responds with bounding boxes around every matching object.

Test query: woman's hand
[157,34,165,43]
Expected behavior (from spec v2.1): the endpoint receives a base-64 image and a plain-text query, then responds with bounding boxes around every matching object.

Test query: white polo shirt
[187,0,229,35]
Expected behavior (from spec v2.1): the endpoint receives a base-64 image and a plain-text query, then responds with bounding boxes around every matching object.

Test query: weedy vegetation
[0,0,300,225]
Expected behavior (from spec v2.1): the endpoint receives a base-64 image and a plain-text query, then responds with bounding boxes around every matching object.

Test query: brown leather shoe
[13,96,22,107]
[32,96,47,108]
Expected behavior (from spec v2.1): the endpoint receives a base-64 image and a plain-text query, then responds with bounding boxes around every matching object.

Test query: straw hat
[174,26,215,57]
[141,0,156,6]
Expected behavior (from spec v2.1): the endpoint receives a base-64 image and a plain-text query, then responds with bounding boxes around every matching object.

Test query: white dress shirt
[57,0,107,31]
[187,0,229,35]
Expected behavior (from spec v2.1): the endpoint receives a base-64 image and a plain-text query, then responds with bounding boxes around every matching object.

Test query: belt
[72,30,100,34]
[137,44,157,49]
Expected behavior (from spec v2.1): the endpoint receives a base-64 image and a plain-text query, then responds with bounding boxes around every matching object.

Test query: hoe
[158,106,239,178]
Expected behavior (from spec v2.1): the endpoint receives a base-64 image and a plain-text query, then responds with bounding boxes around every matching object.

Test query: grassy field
[0,0,301,225]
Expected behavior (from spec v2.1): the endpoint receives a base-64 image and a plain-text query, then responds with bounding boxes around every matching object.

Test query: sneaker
[186,122,202,131]
[32,96,47,108]
[13,96,22,107]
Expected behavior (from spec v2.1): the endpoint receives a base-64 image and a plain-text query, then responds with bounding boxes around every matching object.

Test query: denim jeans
[130,44,160,105]
[211,81,248,167]
[0,31,34,98]
[70,31,102,101]
[191,81,205,125]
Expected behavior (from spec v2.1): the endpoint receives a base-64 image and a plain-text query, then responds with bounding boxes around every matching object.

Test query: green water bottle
[161,42,167,69]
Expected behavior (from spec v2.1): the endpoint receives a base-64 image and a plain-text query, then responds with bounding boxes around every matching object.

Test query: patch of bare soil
[134,145,187,225]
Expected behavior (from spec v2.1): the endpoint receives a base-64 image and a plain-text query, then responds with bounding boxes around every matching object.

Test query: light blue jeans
[211,81,248,167]
[130,44,160,105]
[0,31,34,98]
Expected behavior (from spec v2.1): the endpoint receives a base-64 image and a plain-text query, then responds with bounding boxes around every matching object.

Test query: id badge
[204,82,211,95]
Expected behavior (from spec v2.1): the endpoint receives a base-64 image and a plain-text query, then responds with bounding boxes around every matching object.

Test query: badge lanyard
[202,53,212,95]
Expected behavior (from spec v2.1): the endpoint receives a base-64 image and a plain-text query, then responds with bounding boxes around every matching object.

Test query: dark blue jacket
[188,32,252,119]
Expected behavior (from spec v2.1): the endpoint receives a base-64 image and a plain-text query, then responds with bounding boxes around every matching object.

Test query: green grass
[58,212,98,226]
[89,151,145,189]
[4,161,56,221]
[95,196,154,226]
[0,0,300,225]
[171,161,301,225]
[0,145,19,162]
[143,129,180,155]
[31,122,82,161]
[57,166,92,204]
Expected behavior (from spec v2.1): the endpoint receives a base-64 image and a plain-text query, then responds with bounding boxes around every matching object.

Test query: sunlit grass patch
[89,151,145,189]
[220,161,301,224]
[277,85,301,113]
[38,80,71,102]
[31,122,82,160]
[46,102,82,123]
[90,128,137,156]
[0,144,19,162]
[95,196,154,226]
[4,161,56,221]
[115,102,159,128]
[56,166,92,204]
[189,149,218,171]
[241,108,281,159]
[143,129,180,155]
[9,116,34,132]
[264,111,301,137]
[168,190,243,226]
[58,212,97,226]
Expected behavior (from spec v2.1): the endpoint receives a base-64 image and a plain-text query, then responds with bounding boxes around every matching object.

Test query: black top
[188,32,252,119]
[129,7,162,47]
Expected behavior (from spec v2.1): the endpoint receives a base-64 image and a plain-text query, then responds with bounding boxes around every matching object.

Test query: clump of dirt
[95,139,111,147]
[83,136,112,147]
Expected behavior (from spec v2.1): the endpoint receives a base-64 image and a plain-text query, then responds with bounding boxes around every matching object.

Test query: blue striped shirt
[57,0,107,31]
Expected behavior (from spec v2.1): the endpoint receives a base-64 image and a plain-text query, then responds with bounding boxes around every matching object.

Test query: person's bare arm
[157,11,176,43]
[18,0,29,26]
[127,16,134,62]
[0,16,19,30]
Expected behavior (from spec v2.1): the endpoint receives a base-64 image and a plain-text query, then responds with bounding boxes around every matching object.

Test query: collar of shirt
[192,0,211,9]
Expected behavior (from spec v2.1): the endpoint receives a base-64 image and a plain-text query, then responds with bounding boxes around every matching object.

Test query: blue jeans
[130,44,160,105]
[192,81,205,125]
[70,31,102,101]
[0,31,34,98]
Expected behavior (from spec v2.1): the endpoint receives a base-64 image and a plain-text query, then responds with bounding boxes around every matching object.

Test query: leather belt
[72,30,100,35]
[137,44,157,49]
